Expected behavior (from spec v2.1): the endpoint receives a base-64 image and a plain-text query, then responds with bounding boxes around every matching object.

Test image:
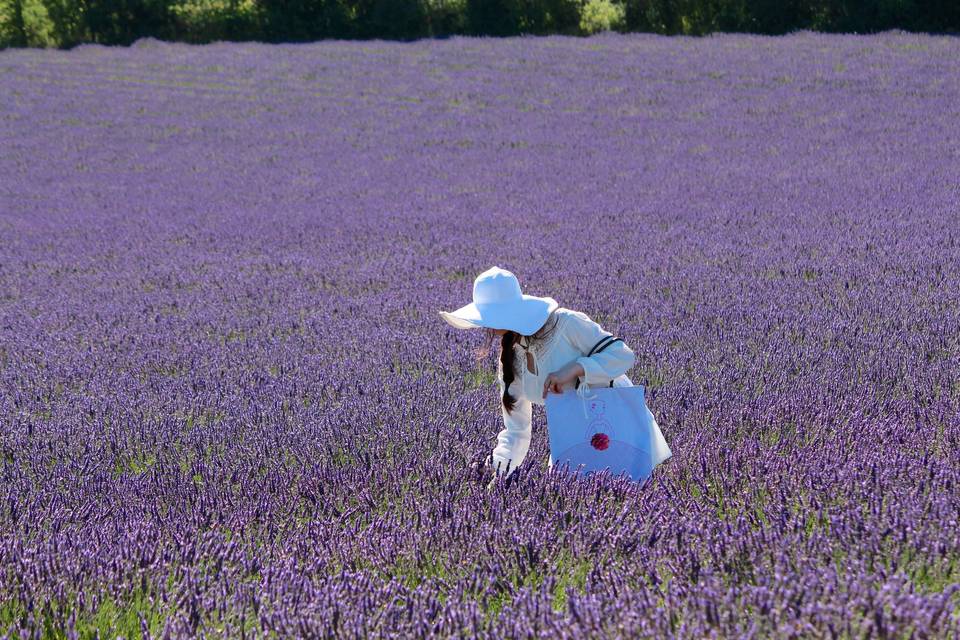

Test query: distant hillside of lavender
[1,31,959,638]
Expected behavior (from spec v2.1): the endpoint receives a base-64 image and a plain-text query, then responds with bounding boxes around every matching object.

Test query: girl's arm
[489,375,533,478]
[566,309,636,385]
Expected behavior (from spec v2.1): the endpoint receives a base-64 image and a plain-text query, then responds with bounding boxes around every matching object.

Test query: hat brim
[439,295,558,335]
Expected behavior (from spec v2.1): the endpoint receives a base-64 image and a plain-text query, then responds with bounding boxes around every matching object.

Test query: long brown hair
[494,311,560,414]
[499,330,521,413]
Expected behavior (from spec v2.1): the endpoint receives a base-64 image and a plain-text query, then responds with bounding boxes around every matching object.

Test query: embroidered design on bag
[585,400,616,450]
[549,387,658,481]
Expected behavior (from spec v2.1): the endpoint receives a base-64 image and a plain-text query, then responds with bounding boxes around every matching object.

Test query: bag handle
[574,335,623,389]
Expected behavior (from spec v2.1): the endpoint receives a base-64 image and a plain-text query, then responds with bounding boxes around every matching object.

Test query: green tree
[258,0,352,41]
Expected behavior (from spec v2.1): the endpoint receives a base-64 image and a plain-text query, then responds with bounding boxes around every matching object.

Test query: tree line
[2,0,958,49]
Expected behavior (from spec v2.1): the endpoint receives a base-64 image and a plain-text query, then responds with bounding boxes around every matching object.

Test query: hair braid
[494,311,559,414]
[499,330,519,414]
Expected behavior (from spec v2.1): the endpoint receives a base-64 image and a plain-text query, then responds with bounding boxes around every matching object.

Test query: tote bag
[544,385,672,483]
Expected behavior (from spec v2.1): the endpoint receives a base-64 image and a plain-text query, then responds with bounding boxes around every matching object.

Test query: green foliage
[355,0,429,39]
[423,0,467,35]
[580,0,625,33]
[0,0,57,47]
[0,0,957,48]
[0,586,167,639]
[466,0,581,36]
[549,548,592,612]
[254,0,348,41]
[621,0,957,35]
[465,367,497,389]
[169,0,261,42]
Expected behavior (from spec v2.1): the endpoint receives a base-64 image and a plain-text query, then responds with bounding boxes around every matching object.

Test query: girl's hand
[474,457,502,490]
[542,362,586,399]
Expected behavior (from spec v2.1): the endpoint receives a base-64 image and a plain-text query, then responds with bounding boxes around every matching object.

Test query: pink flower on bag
[590,433,609,450]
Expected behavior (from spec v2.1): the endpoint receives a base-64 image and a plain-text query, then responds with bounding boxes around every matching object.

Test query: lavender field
[2,30,960,638]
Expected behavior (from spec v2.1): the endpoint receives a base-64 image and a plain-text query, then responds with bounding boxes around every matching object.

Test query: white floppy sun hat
[439,266,558,335]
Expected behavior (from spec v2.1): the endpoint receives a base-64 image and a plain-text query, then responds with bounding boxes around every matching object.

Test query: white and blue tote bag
[545,385,672,483]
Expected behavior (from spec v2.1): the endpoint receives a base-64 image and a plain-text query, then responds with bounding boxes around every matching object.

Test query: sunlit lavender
[1,30,959,637]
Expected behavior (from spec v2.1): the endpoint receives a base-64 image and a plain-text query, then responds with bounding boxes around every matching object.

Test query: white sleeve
[488,368,533,478]
[565,310,636,385]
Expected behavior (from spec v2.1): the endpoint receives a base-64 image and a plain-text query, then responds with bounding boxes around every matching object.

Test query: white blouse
[488,306,670,477]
